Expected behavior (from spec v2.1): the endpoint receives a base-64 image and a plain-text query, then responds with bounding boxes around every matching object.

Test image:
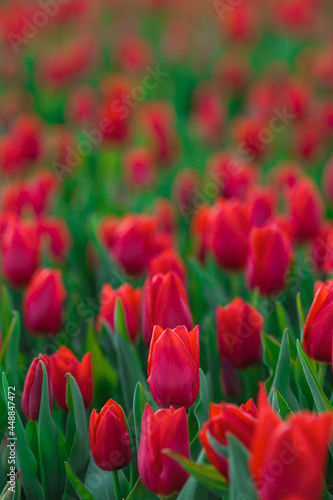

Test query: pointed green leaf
[228,434,258,500]
[65,462,95,500]
[126,478,159,500]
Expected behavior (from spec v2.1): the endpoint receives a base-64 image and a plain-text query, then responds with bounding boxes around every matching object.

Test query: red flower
[288,178,323,241]
[123,147,155,191]
[199,398,258,478]
[23,269,66,336]
[142,271,192,346]
[138,404,189,496]
[96,283,141,343]
[148,249,186,282]
[147,325,200,408]
[246,223,291,295]
[216,297,263,369]
[50,346,93,411]
[89,399,131,471]
[21,355,53,421]
[38,216,72,262]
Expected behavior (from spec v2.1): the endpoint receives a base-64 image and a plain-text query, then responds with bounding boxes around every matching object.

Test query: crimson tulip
[216,297,263,369]
[246,223,292,296]
[138,404,189,496]
[148,249,186,282]
[142,271,192,346]
[288,178,323,241]
[303,281,333,363]
[23,269,66,336]
[147,325,200,408]
[199,398,258,479]
[1,219,40,287]
[96,283,141,343]
[123,147,155,190]
[207,198,251,271]
[89,399,131,471]
[21,355,53,421]
[50,346,93,411]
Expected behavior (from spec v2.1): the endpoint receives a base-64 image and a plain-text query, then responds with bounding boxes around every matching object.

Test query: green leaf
[38,362,65,500]
[296,341,332,412]
[262,333,280,373]
[176,450,209,500]
[271,388,292,419]
[228,434,258,500]
[268,330,299,411]
[0,470,21,500]
[65,463,95,500]
[114,298,129,342]
[0,313,20,388]
[1,373,45,500]
[192,369,209,431]
[133,383,148,452]
[0,287,13,337]
[296,293,305,340]
[126,479,159,500]
[63,374,90,499]
[163,451,228,497]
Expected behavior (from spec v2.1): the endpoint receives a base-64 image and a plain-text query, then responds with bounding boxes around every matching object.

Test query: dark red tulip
[21,355,53,421]
[148,325,200,408]
[288,178,323,241]
[89,399,131,471]
[138,404,190,496]
[142,271,192,346]
[216,298,263,369]
[23,269,66,336]
[96,283,141,343]
[50,346,93,411]
[247,186,276,227]
[1,219,40,287]
[208,198,251,271]
[246,223,292,295]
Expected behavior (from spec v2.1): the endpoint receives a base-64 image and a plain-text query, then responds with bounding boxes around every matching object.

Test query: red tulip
[303,281,333,363]
[247,186,276,227]
[311,222,333,272]
[12,115,42,163]
[38,216,72,262]
[246,223,291,296]
[172,168,202,210]
[23,269,66,336]
[190,204,211,262]
[138,404,190,496]
[322,154,333,205]
[250,385,332,500]
[148,249,186,282]
[142,271,192,346]
[89,399,131,471]
[116,34,153,73]
[199,398,258,479]
[147,325,200,408]
[208,198,251,271]
[216,297,263,369]
[1,219,40,287]
[190,83,224,146]
[123,148,155,190]
[96,283,141,343]
[288,178,323,241]
[21,355,53,421]
[50,346,93,411]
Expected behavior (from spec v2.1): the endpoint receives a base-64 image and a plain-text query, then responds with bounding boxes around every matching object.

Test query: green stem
[129,460,134,491]
[112,470,122,500]
[317,363,327,388]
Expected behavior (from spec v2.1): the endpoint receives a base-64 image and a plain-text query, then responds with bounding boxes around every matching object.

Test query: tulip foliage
[2,0,333,499]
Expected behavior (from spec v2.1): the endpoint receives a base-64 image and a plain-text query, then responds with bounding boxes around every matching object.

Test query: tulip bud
[148,249,186,282]
[21,355,53,421]
[50,346,93,411]
[199,398,257,478]
[23,269,67,336]
[38,216,72,262]
[142,271,192,346]
[89,399,131,471]
[216,298,263,369]
[148,325,200,408]
[1,219,40,287]
[208,199,250,271]
[96,283,141,343]
[246,223,291,296]
[303,281,333,363]
[288,178,323,241]
[138,404,190,496]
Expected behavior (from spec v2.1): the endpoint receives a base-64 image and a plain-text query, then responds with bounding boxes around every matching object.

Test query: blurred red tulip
[148,249,186,281]
[142,271,192,346]
[123,147,155,190]
[23,269,66,336]
[288,178,323,241]
[138,404,189,496]
[50,346,93,411]
[21,355,53,421]
[96,283,141,343]
[38,216,72,262]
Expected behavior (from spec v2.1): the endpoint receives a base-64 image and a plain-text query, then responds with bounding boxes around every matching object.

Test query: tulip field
[2,0,333,499]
